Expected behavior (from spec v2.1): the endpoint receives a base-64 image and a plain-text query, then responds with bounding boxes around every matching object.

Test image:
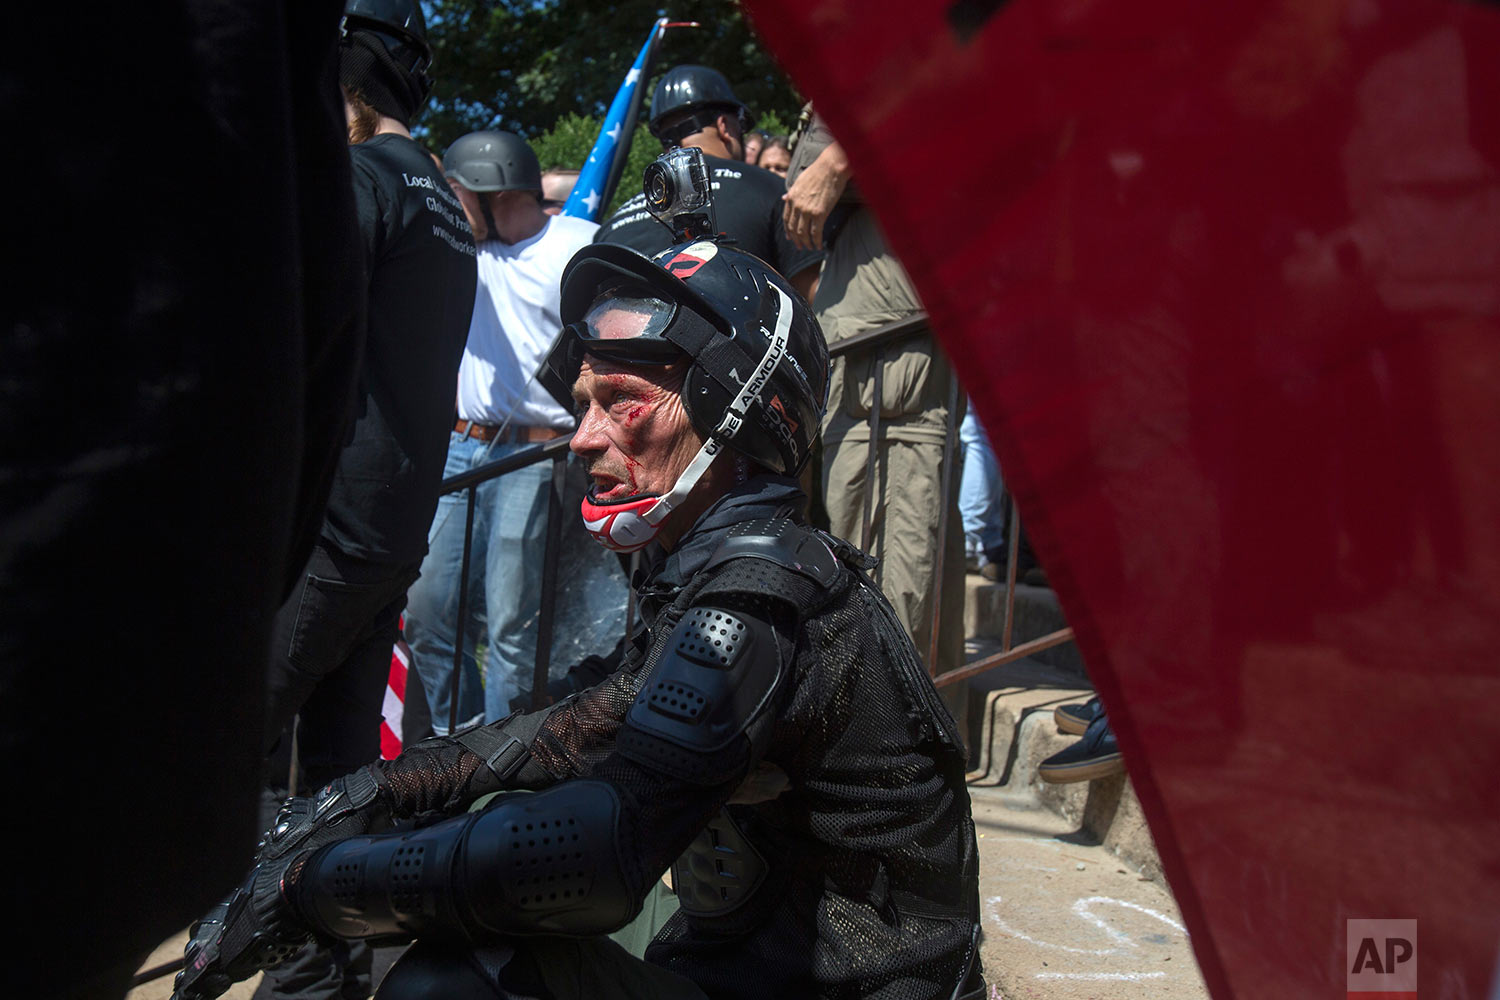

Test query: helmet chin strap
[579,436,722,552]
[579,284,793,553]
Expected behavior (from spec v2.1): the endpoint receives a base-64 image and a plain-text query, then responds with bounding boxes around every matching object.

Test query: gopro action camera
[643,147,716,241]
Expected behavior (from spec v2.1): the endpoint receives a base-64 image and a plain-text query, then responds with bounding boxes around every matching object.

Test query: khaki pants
[814,206,966,678]
[822,431,966,677]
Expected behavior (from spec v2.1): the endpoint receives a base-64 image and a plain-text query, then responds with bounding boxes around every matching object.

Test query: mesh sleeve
[374,735,487,820]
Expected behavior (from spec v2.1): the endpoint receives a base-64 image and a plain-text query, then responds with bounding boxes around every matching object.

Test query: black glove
[172,767,393,999]
[171,855,309,1000]
[256,765,392,864]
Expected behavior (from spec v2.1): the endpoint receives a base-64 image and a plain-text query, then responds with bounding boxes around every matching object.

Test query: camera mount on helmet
[643,147,717,242]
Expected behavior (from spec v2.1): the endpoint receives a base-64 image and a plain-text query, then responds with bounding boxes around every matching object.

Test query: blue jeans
[404,431,630,733]
[959,409,1006,558]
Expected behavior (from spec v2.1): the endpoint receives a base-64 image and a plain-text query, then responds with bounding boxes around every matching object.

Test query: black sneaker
[1038,710,1124,783]
[1053,696,1102,736]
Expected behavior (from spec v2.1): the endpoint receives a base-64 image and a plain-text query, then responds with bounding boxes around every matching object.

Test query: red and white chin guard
[580,492,671,553]
[579,430,724,552]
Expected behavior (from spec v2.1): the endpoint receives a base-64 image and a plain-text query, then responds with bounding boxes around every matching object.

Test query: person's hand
[259,766,392,863]
[173,768,393,998]
[171,860,310,1000]
[782,142,852,251]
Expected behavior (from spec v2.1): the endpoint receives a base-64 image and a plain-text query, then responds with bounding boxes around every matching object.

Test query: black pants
[264,541,419,792]
[375,936,707,1000]
[260,542,417,1000]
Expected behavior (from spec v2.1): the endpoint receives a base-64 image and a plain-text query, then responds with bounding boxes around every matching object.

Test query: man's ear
[716,113,738,149]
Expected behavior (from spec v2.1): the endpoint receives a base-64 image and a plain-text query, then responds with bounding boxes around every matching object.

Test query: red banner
[742,0,1500,995]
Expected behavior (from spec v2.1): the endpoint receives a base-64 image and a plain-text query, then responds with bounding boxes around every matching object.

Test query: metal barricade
[430,434,610,730]
[427,312,1077,731]
[822,312,1075,690]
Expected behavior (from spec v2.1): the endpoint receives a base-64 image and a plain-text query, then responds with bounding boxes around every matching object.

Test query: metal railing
[133,313,1076,993]
[821,312,1074,691]
[436,434,577,729]
[425,311,1076,730]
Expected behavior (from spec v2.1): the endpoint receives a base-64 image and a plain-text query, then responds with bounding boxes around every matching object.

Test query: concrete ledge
[962,651,1091,784]
[962,658,1165,884]
[963,577,1087,677]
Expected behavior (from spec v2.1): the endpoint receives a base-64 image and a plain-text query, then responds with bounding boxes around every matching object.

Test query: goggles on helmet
[581,291,677,347]
[545,284,723,394]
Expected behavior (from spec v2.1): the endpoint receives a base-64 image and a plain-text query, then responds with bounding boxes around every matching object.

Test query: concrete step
[963,575,1087,677]
[957,636,1164,885]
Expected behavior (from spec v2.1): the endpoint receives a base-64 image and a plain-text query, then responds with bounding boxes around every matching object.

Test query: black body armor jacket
[293,476,981,999]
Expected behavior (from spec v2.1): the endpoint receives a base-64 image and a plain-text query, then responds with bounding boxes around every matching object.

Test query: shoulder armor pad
[624,604,781,763]
[703,517,841,588]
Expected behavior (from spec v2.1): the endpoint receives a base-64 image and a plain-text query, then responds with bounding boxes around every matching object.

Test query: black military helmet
[443,131,542,193]
[541,239,829,478]
[648,65,752,146]
[340,0,433,115]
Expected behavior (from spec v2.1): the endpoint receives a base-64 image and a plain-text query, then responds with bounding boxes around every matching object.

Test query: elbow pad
[292,779,634,941]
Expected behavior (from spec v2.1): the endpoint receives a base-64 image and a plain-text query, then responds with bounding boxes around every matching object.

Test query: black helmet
[340,0,433,119]
[541,240,829,478]
[648,65,752,145]
[343,0,431,67]
[443,131,541,193]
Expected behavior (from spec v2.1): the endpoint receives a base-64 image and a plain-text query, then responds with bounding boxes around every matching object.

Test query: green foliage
[417,0,803,153]
[526,112,602,173]
[529,113,662,217]
[752,109,793,142]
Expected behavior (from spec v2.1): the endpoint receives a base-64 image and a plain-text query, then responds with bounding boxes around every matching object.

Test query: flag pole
[602,20,699,211]
[562,18,701,221]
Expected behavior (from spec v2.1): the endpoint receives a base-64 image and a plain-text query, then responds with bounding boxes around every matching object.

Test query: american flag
[561,18,696,221]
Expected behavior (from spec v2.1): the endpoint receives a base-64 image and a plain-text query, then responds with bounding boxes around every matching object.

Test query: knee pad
[462,781,634,937]
[296,781,634,942]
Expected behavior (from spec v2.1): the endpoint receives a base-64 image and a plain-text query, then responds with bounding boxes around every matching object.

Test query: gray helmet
[648,65,751,144]
[442,131,542,193]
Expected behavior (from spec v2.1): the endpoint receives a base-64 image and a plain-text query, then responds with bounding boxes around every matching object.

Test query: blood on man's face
[569,346,703,503]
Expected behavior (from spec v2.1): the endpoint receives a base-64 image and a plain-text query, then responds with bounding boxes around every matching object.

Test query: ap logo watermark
[1347,919,1417,998]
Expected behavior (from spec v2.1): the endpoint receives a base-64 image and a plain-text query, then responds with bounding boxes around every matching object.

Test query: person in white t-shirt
[405,131,629,734]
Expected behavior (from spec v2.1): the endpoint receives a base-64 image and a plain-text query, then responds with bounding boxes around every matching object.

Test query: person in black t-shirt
[256,3,477,997]
[593,65,823,300]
